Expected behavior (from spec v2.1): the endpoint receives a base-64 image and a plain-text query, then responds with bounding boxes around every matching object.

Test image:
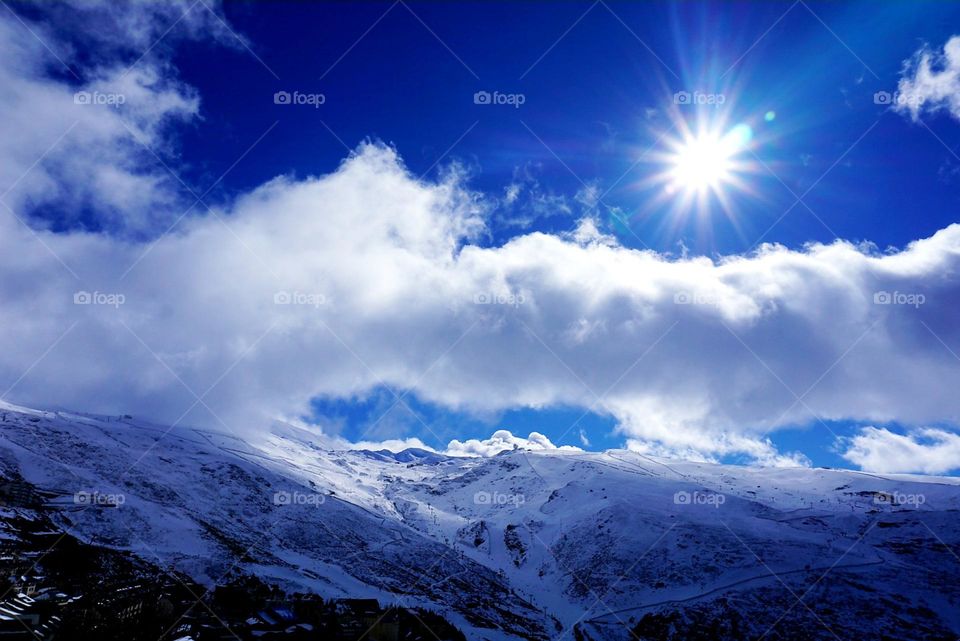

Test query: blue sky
[159,0,960,254]
[2,0,960,473]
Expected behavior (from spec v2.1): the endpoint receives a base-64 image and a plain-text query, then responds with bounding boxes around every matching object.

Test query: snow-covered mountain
[1,400,958,640]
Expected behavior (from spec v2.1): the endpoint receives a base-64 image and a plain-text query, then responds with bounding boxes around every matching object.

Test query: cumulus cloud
[447,430,581,457]
[841,427,960,475]
[2,2,960,472]
[895,35,960,121]
[4,140,960,469]
[269,422,572,458]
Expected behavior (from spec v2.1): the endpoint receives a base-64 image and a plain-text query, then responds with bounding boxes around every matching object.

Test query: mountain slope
[1,401,958,640]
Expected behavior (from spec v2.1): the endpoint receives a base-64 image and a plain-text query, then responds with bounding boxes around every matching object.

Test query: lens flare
[630,108,763,245]
[668,124,752,194]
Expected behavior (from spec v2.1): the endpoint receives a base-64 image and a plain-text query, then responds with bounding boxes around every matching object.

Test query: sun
[667,123,753,197]
[630,116,760,239]
[670,134,736,192]
[622,97,774,246]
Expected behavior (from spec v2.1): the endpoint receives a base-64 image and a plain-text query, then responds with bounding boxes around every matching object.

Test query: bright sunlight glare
[635,109,764,243]
[669,124,752,194]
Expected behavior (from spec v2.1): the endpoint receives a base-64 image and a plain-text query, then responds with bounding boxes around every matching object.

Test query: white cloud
[0,1,223,235]
[895,35,960,121]
[626,434,810,468]
[270,424,576,458]
[492,163,576,229]
[2,2,960,472]
[578,428,591,447]
[4,140,960,468]
[351,437,435,454]
[446,430,581,457]
[841,427,960,475]
[269,418,551,458]
[33,0,232,54]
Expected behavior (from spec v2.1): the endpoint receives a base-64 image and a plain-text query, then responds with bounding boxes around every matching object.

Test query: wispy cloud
[0,0,228,236]
[894,35,960,122]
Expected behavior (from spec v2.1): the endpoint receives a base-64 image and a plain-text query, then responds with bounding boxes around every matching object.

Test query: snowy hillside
[1,401,958,640]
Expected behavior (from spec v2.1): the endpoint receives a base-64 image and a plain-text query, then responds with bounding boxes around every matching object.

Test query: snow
[0,403,958,639]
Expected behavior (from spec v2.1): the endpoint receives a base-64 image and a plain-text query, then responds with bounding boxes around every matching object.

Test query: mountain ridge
[0,401,958,640]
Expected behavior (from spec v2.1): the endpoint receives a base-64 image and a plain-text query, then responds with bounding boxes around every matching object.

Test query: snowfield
[1,400,958,640]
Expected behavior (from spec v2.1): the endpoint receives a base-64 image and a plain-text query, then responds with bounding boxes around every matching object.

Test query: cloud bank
[4,139,960,470]
[1,2,959,473]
